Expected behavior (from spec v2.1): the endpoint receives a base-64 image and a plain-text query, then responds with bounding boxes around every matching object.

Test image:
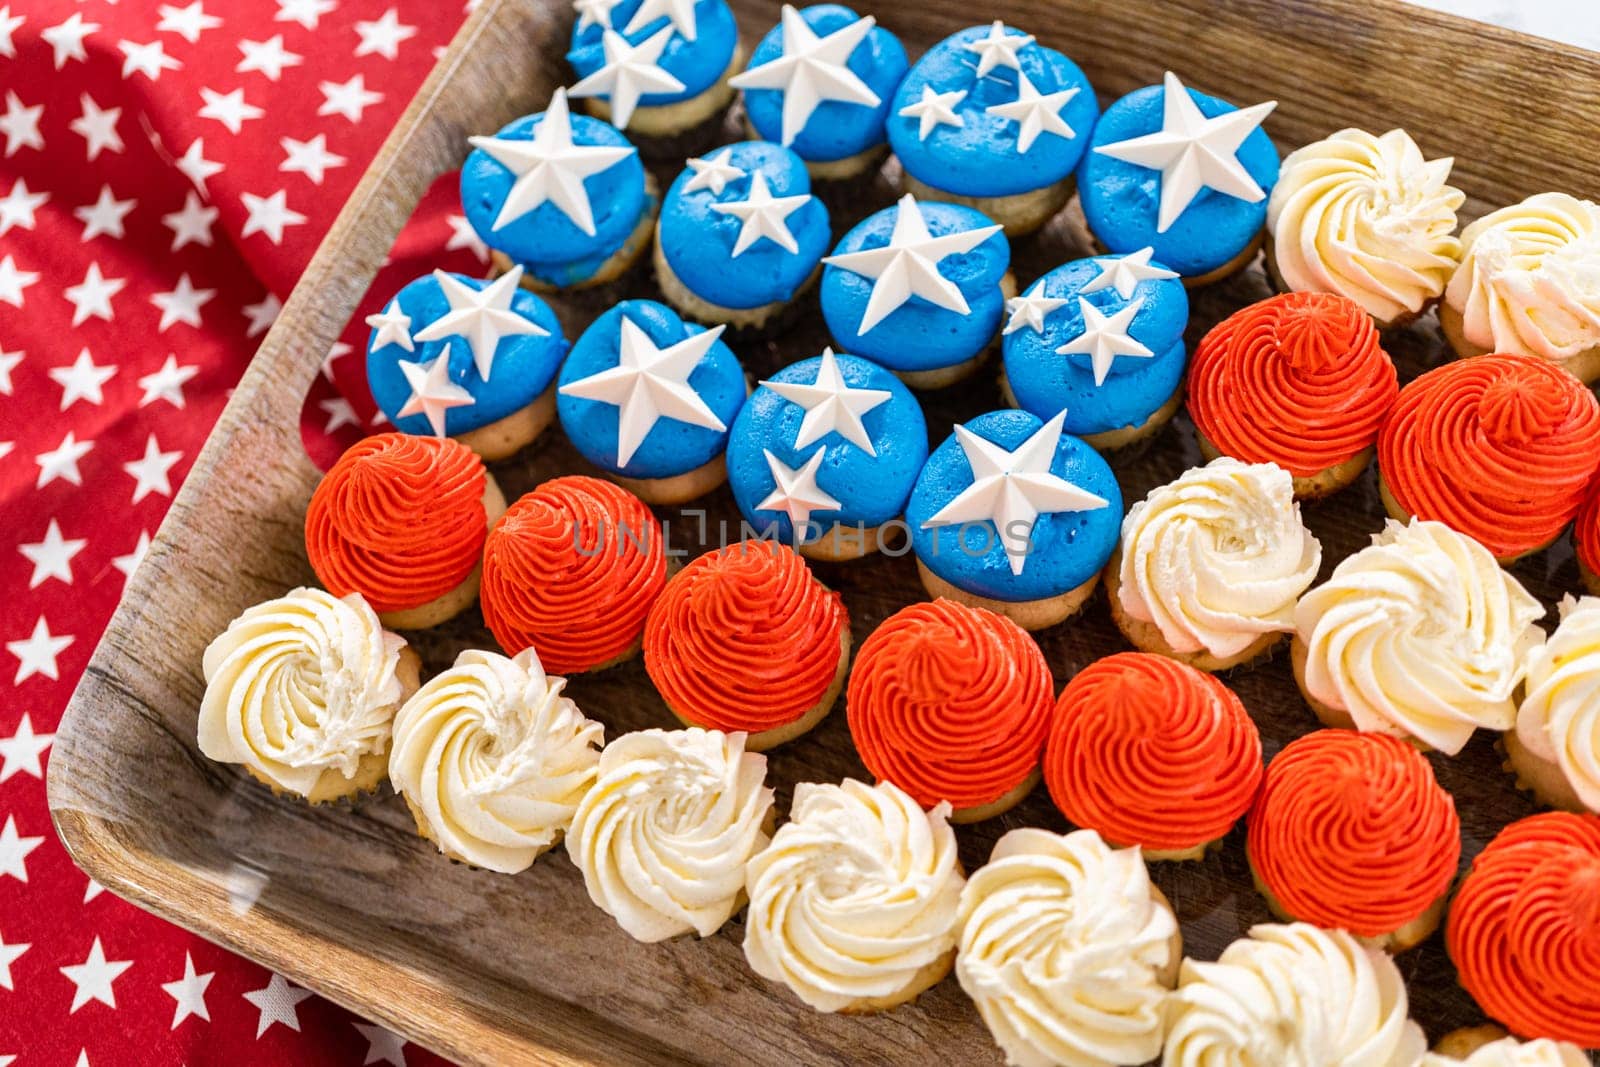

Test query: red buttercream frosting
[846,599,1052,811]
[305,433,488,613]
[643,541,847,735]
[1188,291,1399,476]
[1044,652,1262,853]
[480,476,667,675]
[1578,477,1600,579]
[1447,812,1600,1046]
[1247,729,1460,938]
[1379,353,1600,559]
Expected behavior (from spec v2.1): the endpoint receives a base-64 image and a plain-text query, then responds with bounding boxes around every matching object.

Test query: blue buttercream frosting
[906,409,1122,602]
[887,24,1098,198]
[556,299,745,479]
[567,0,740,103]
[658,141,831,310]
[366,272,568,437]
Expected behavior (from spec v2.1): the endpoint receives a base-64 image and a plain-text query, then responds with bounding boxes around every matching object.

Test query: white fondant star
[1056,296,1153,386]
[898,84,965,141]
[568,26,685,129]
[467,87,636,235]
[1003,279,1070,336]
[729,5,880,147]
[1079,245,1180,300]
[1094,71,1277,233]
[413,268,545,381]
[364,299,413,353]
[682,147,745,195]
[573,0,620,33]
[709,170,809,256]
[397,349,475,436]
[622,0,698,40]
[823,193,1003,335]
[558,315,728,466]
[922,411,1109,575]
[986,69,1078,153]
[757,448,841,529]
[759,347,892,456]
[963,21,1034,77]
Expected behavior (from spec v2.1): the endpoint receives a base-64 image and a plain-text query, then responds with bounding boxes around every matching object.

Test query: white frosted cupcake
[388,648,604,872]
[1425,1028,1590,1066]
[744,778,964,1014]
[1510,595,1600,813]
[198,588,420,803]
[566,727,774,942]
[956,828,1179,1067]
[1107,457,1321,671]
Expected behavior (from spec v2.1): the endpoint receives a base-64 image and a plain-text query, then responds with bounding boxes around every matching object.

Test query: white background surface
[1409,0,1600,49]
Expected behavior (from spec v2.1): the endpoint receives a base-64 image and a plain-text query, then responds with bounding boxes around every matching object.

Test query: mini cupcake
[566,727,774,942]
[820,193,1011,389]
[1447,812,1600,1047]
[644,541,849,750]
[1109,458,1321,671]
[304,434,508,629]
[957,829,1179,1067]
[198,589,421,803]
[1000,248,1187,449]
[1266,127,1464,327]
[887,22,1098,235]
[1188,291,1399,498]
[730,4,908,180]
[1443,193,1600,384]
[1247,729,1461,951]
[1578,481,1600,597]
[906,409,1122,632]
[744,778,964,1013]
[1377,352,1600,562]
[389,648,604,872]
[847,599,1053,822]
[1294,519,1542,754]
[462,88,655,290]
[1045,652,1263,861]
[364,269,568,461]
[480,476,668,673]
[556,299,746,504]
[726,348,926,560]
[1425,1029,1591,1066]
[1079,71,1279,285]
[1511,596,1600,814]
[653,140,830,328]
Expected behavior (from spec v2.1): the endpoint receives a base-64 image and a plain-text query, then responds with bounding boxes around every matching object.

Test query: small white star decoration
[396,347,475,437]
[1056,297,1154,386]
[964,20,1033,77]
[729,5,880,147]
[365,299,415,353]
[1003,280,1069,336]
[898,84,965,141]
[708,170,810,256]
[568,26,685,129]
[412,267,544,380]
[682,147,746,195]
[1079,245,1180,300]
[984,69,1078,153]
[759,347,891,455]
[756,448,841,529]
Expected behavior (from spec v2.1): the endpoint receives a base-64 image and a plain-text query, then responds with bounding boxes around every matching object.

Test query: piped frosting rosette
[1516,596,1600,813]
[1423,1035,1592,1066]
[1577,482,1600,590]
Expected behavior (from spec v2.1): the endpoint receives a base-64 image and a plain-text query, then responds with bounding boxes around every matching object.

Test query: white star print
[413,268,545,380]
[162,191,218,251]
[0,348,18,393]
[760,347,891,455]
[573,0,620,33]
[20,519,86,588]
[0,714,53,783]
[123,434,183,503]
[963,21,1034,77]
[1095,71,1277,233]
[682,147,745,195]
[138,354,200,408]
[0,91,43,156]
[157,2,221,43]
[986,69,1078,153]
[444,214,488,262]
[49,349,116,409]
[0,7,22,59]
[41,12,97,69]
[319,396,359,433]
[0,255,38,306]
[730,5,880,147]
[69,95,124,161]
[622,0,697,39]
[0,931,27,990]
[0,177,46,235]
[898,84,965,140]
[64,263,125,326]
[240,189,306,243]
[397,350,475,436]
[280,132,346,184]
[276,0,336,30]
[112,531,152,580]
[118,39,182,80]
[757,448,842,529]
[243,974,314,1037]
[161,953,214,1028]
[198,86,263,134]
[35,432,93,488]
[0,442,12,461]
[354,1023,409,1067]
[569,26,685,129]
[176,138,224,191]
[323,340,353,380]
[74,185,135,241]
[318,73,384,122]
[151,273,215,331]
[709,170,809,256]
[366,299,413,352]
[823,193,1003,334]
[61,938,133,1013]
[83,878,104,903]
[1002,279,1070,336]
[1056,296,1153,385]
[355,8,417,59]
[242,293,282,337]
[0,816,44,880]
[238,34,302,81]
[1078,245,1181,300]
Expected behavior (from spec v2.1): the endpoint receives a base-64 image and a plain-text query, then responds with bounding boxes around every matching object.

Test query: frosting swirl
[1045,652,1262,855]
[846,599,1052,812]
[1117,458,1321,659]
[305,433,489,613]
[198,588,412,799]
[1424,1035,1592,1067]
[1447,812,1600,1046]
[1188,292,1398,477]
[1578,481,1600,581]
[1267,128,1463,324]
[481,477,667,674]
[1378,353,1600,559]
[565,728,773,942]
[1163,922,1427,1067]
[1517,596,1600,813]
[389,648,603,873]
[744,779,964,1013]
[1294,519,1544,754]
[956,828,1177,1067]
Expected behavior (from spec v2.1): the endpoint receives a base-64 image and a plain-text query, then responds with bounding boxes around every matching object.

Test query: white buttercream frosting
[1423,1036,1591,1067]
[1516,595,1600,813]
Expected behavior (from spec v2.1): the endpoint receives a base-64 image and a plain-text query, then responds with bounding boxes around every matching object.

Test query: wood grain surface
[46,0,1600,1063]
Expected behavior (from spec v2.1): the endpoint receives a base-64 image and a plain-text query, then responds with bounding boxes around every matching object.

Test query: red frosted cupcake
[1378,353,1600,562]
[481,476,667,674]
[644,541,849,751]
[1044,652,1262,861]
[846,599,1053,823]
[305,434,507,629]
[1247,729,1460,951]
[1575,477,1600,597]
[1188,291,1399,498]
[1447,812,1600,1047]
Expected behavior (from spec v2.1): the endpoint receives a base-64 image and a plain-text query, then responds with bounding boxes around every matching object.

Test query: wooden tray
[46,1,1600,1063]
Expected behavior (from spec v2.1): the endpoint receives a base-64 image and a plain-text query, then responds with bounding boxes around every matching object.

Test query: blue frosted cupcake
[557,299,746,503]
[730,4,908,179]
[888,22,1098,235]
[1078,71,1280,285]
[365,269,569,461]
[727,348,927,560]
[1001,247,1189,450]
[820,194,1011,389]
[462,88,657,291]
[654,141,831,328]
[906,409,1122,631]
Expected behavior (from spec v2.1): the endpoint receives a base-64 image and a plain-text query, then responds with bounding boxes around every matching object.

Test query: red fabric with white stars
[0,1,501,1063]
